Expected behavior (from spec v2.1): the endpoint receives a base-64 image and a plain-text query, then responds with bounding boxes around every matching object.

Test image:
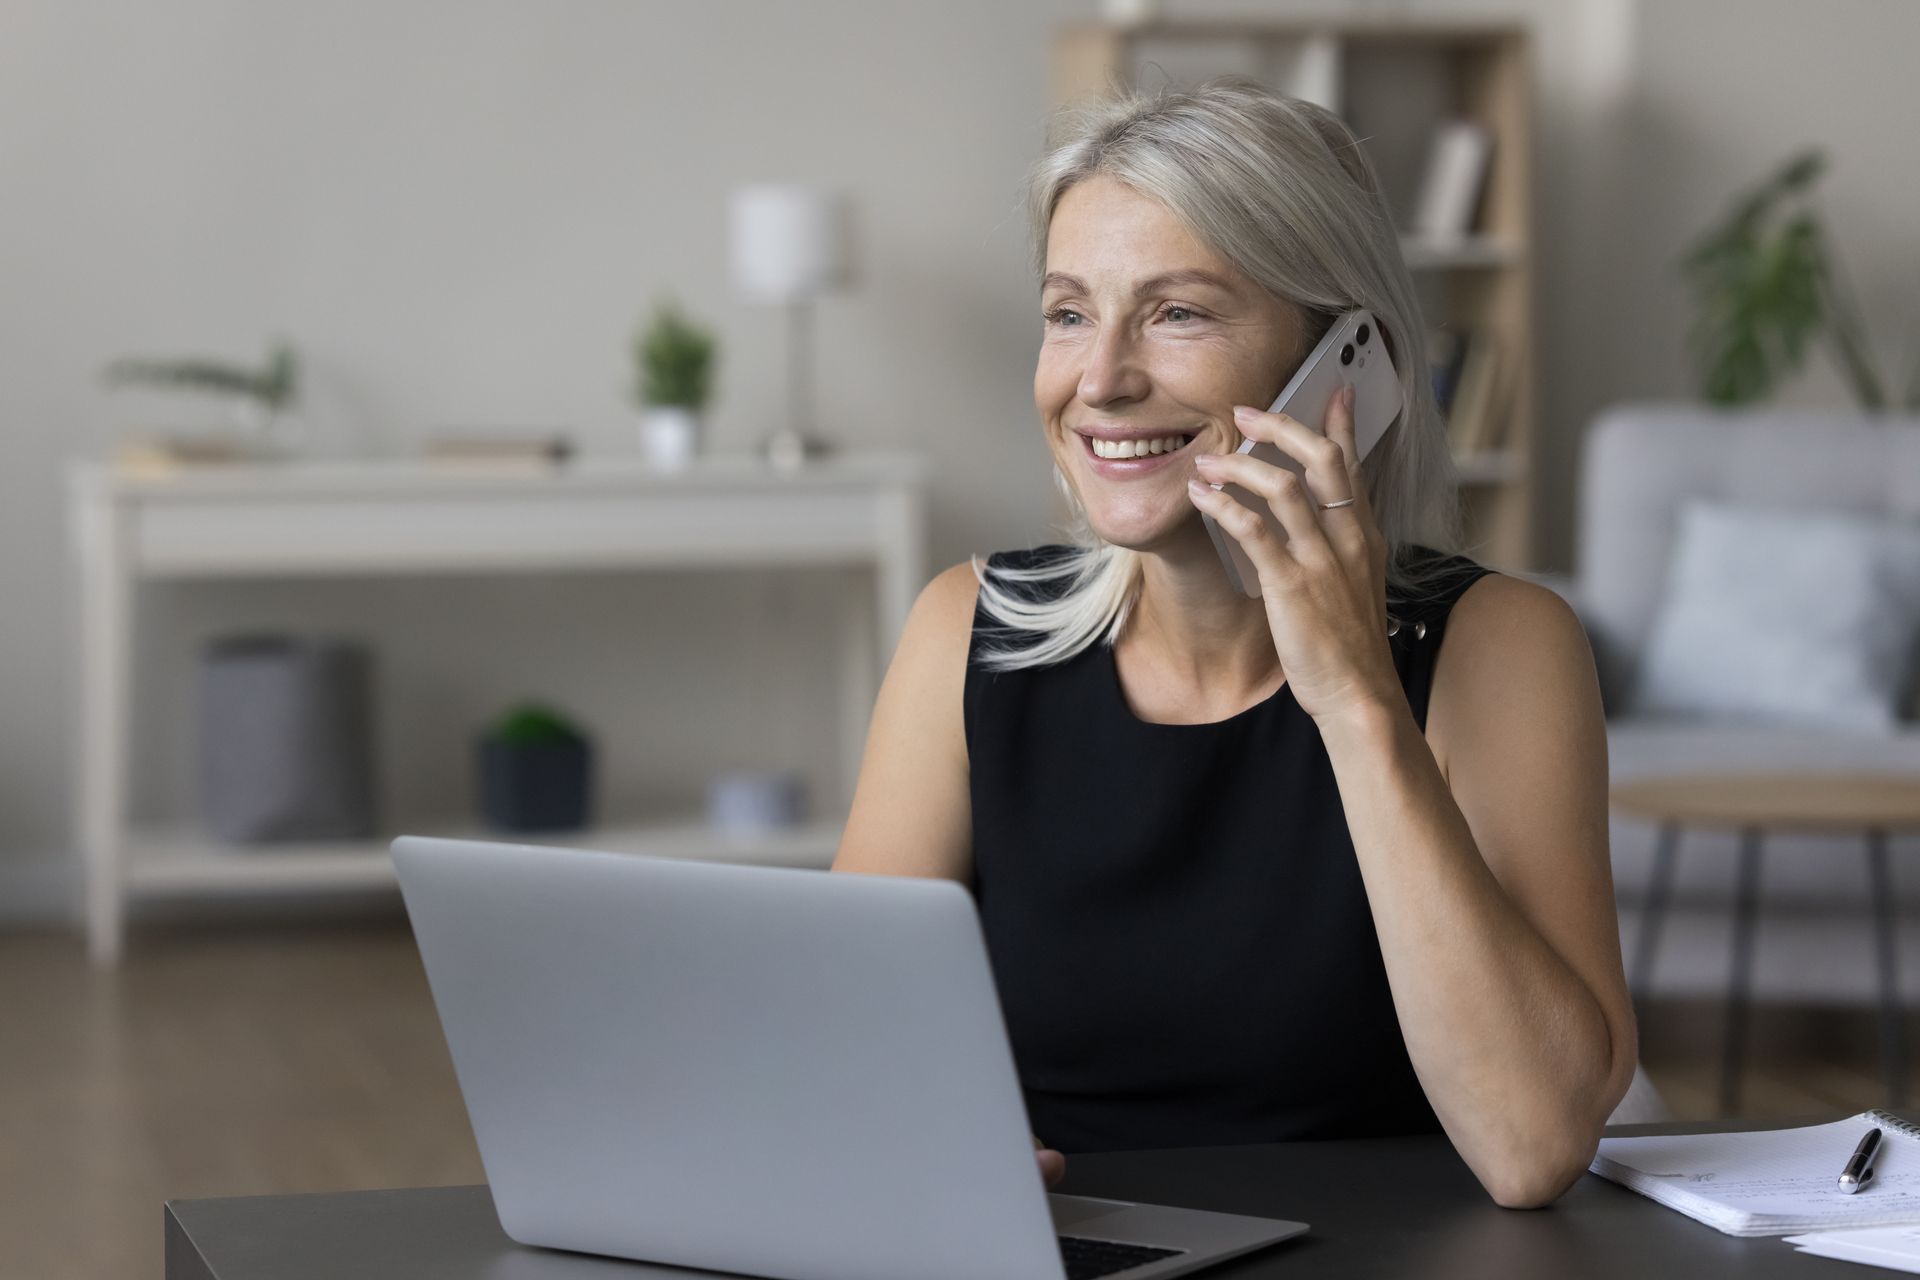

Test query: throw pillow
[1631,501,1920,731]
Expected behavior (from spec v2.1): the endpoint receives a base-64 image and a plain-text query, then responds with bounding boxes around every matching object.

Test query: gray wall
[4,0,1918,922]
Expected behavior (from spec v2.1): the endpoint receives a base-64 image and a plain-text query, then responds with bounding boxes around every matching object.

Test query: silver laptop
[391,836,1307,1280]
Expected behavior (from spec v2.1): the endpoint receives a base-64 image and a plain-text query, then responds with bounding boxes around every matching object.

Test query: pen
[1840,1127,1883,1194]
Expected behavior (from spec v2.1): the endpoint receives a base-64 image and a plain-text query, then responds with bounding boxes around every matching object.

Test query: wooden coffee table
[1611,771,1920,1115]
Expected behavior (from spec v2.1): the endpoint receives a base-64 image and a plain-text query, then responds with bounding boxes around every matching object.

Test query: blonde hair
[973,75,1470,671]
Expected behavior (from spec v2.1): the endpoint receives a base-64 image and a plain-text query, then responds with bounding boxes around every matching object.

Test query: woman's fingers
[1220,394,1374,561]
[1189,452,1335,570]
[1321,384,1363,480]
[1037,1146,1067,1188]
[1317,385,1380,533]
[1186,475,1298,585]
[1033,1134,1067,1188]
[1232,402,1353,508]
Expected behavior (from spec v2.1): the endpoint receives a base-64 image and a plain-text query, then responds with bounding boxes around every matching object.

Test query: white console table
[69,452,929,967]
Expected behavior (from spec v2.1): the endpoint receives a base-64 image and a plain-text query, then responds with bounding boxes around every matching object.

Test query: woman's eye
[1043,305,1203,327]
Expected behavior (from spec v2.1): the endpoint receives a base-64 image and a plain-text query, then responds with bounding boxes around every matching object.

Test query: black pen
[1840,1127,1883,1194]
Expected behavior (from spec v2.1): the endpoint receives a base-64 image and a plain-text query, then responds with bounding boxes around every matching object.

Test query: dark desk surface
[165,1124,1874,1279]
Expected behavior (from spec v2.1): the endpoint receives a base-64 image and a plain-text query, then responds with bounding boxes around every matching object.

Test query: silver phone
[1201,308,1404,598]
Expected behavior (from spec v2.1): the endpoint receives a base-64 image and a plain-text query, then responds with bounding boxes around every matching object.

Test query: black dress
[964,543,1497,1154]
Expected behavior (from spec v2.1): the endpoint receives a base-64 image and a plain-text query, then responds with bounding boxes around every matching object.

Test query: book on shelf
[1448,331,1506,455]
[422,432,574,467]
[1427,327,1469,418]
[1427,328,1508,457]
[1409,119,1494,244]
[113,435,261,478]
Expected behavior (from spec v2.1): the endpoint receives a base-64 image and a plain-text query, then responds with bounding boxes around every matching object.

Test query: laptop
[391,836,1308,1280]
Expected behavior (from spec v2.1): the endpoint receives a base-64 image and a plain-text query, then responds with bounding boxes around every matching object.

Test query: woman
[831,76,1635,1209]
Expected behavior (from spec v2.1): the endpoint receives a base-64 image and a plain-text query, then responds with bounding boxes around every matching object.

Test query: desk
[163,1124,1873,1279]
[69,454,927,967]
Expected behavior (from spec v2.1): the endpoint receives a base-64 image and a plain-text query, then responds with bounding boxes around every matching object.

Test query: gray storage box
[197,635,376,843]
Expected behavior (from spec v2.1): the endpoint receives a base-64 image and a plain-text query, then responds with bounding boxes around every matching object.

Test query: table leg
[837,572,877,815]
[74,484,131,967]
[1630,821,1681,1004]
[1721,827,1763,1116]
[1867,827,1907,1108]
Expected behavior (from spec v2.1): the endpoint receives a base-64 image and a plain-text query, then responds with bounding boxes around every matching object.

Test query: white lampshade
[728,184,853,303]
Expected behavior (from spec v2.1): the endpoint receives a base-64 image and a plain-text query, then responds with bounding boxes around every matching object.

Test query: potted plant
[477,703,593,833]
[102,339,303,453]
[633,297,717,468]
[1679,150,1919,411]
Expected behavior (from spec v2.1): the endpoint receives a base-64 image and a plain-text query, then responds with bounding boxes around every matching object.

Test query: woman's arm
[830,561,978,881]
[1317,573,1636,1208]
[1189,395,1634,1208]
[830,561,1069,1188]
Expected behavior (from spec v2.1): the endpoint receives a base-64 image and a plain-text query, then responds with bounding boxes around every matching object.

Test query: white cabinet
[69,453,929,966]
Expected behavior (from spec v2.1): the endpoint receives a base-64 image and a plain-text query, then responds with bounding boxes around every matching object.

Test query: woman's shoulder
[1388,542,1499,616]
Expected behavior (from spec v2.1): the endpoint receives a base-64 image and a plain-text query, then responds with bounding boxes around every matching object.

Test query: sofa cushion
[1629,501,1920,731]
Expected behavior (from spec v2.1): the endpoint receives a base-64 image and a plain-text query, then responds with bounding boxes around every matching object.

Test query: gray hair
[974,74,1470,671]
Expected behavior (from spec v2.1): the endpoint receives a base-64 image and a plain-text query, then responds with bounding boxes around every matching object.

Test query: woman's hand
[1185,385,1400,726]
[1034,1134,1066,1188]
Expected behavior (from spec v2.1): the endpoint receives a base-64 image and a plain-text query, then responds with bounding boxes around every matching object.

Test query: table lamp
[728,183,854,469]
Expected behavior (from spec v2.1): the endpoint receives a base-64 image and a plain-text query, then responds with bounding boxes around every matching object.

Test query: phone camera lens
[1340,343,1355,366]
[1355,323,1371,346]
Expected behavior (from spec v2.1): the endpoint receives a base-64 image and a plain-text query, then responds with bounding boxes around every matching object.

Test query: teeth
[1091,435,1188,459]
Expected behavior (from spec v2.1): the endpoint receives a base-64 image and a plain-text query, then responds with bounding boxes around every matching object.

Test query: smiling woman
[979,78,1469,671]
[832,75,1635,1212]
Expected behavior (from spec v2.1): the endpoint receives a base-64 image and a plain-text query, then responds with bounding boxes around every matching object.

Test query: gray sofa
[1522,405,1920,1007]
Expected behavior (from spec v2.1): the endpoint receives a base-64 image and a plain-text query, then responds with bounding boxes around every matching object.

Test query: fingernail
[1186,477,1207,493]
[1341,384,1356,407]
[1192,452,1219,464]
[1232,405,1254,421]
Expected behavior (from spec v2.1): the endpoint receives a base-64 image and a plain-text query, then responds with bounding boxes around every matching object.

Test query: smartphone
[1200,309,1404,598]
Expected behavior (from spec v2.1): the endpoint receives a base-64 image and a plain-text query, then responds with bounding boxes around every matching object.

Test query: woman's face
[1036,174,1305,551]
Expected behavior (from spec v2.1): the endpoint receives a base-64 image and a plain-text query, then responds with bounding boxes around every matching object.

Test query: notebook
[1590,1110,1920,1237]
[1787,1224,1920,1273]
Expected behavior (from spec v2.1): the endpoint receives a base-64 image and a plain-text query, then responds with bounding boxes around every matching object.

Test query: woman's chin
[1081,499,1204,553]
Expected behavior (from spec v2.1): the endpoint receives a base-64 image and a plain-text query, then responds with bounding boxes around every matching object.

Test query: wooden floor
[2,912,482,1280]
[4,916,1915,1280]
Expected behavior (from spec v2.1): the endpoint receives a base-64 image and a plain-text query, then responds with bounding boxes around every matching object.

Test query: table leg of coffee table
[1631,821,1681,1004]
[1721,827,1763,1116]
[1866,827,1907,1107]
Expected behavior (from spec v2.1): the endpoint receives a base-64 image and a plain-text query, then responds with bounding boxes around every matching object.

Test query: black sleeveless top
[964,544,1496,1154]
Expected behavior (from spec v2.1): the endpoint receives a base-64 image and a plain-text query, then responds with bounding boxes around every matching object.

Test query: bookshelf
[1051,17,1539,570]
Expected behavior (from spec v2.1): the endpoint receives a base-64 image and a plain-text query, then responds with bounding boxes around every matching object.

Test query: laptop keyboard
[1058,1234,1185,1278]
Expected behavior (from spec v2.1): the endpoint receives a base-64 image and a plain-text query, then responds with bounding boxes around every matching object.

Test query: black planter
[478,737,592,832]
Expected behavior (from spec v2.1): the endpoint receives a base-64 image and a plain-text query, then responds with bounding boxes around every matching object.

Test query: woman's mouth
[1079,431,1198,477]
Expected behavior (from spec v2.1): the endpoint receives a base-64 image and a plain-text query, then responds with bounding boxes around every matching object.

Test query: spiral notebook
[1591,1110,1920,1237]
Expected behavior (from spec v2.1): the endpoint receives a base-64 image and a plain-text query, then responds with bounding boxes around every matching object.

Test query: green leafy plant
[1679,149,1918,412]
[484,703,586,746]
[101,340,299,412]
[633,298,716,410]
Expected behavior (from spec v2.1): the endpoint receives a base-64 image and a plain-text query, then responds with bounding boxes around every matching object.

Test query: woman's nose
[1075,326,1151,407]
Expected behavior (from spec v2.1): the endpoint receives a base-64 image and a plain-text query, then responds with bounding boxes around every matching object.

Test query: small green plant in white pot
[633,298,717,468]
